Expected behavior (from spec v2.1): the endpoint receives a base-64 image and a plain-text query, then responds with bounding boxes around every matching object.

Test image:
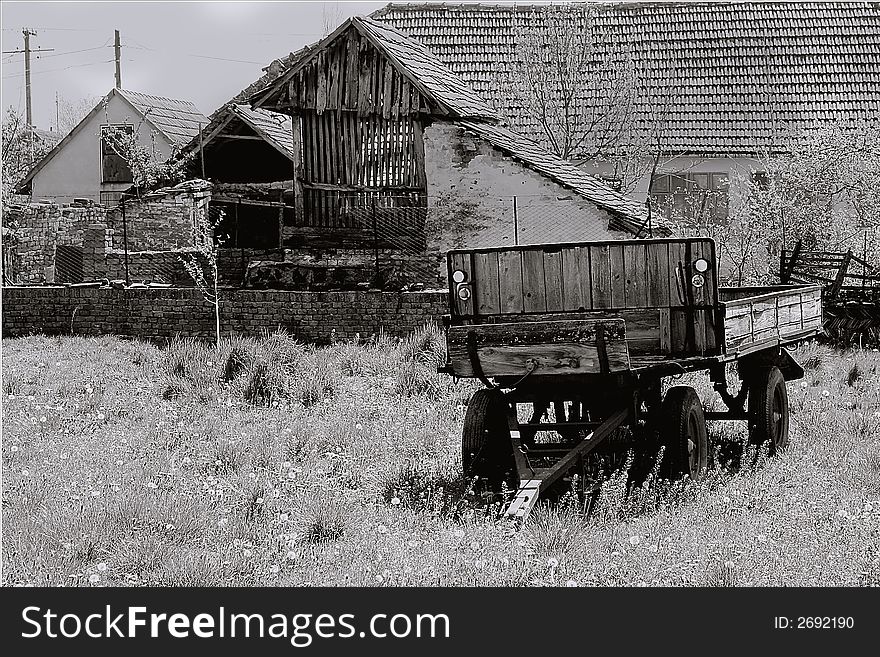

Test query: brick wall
[1,287,448,343]
[106,180,211,251]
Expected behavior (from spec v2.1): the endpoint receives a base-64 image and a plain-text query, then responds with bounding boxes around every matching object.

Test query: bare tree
[498,4,640,162]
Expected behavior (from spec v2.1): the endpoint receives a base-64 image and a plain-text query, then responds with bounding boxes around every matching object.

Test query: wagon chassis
[441,237,823,522]
[462,339,807,521]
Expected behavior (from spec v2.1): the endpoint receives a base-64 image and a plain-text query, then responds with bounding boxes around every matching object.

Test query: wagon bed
[440,238,822,522]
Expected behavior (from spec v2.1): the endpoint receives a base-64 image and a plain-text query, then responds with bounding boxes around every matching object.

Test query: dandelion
[165,524,175,530]
[547,557,559,568]
[96,563,108,572]
[279,513,289,522]
[821,390,830,398]
[115,460,124,466]
[376,574,384,583]
[390,497,401,506]
[470,541,480,551]
[628,535,641,546]
[40,416,47,423]
[287,470,296,479]
[146,482,158,489]
[10,445,18,452]
[407,540,420,548]
[21,470,29,477]
[88,574,100,583]
[286,551,296,560]
[270,565,280,574]
[90,491,100,497]
[218,517,228,527]
[243,549,253,558]
[565,579,578,587]
[97,413,105,420]
[377,525,388,534]
[474,560,485,569]
[255,497,264,505]
[453,529,465,539]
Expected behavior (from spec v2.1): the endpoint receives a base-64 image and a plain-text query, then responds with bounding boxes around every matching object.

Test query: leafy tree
[180,207,224,345]
[1,106,54,208]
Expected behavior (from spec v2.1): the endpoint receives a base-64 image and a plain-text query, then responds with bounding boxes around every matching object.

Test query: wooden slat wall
[449,239,721,357]
[286,26,427,117]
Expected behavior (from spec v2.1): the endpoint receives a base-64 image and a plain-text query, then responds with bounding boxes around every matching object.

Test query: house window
[650,172,729,223]
[101,125,134,183]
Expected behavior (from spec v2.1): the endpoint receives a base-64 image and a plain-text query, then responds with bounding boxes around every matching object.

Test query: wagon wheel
[658,386,708,480]
[747,366,790,455]
[462,388,516,494]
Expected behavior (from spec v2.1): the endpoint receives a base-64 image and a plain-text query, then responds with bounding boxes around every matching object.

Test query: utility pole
[55,91,59,133]
[114,29,121,88]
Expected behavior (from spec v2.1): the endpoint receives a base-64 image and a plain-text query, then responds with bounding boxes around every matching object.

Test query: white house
[16,88,208,205]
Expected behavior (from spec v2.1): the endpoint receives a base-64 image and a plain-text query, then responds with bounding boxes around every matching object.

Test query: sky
[0,1,389,131]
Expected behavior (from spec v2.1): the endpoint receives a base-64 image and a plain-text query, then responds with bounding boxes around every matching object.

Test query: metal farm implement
[438,238,823,522]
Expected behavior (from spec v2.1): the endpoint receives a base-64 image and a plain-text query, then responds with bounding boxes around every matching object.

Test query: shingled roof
[373,2,880,155]
[118,89,208,146]
[251,16,499,120]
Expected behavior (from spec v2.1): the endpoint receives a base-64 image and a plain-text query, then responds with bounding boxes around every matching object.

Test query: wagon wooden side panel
[721,285,823,354]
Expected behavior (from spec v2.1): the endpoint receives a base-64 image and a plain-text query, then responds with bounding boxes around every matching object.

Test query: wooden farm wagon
[439,238,823,521]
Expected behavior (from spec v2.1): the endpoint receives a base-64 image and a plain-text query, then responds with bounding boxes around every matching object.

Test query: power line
[2,59,114,80]
[34,42,111,59]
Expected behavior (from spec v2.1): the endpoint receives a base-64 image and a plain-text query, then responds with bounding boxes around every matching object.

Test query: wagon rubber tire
[658,386,709,480]
[747,366,790,455]
[461,388,515,488]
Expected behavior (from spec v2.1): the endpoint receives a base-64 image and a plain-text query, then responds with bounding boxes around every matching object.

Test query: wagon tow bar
[503,406,631,524]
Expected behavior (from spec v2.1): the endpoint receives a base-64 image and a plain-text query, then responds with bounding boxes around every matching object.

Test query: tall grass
[2,334,878,586]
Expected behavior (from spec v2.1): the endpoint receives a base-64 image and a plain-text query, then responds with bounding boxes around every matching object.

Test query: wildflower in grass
[822,390,830,398]
[547,557,559,568]
[566,580,578,587]
[270,565,280,574]
[629,535,641,546]
[279,513,289,522]
[11,445,18,452]
[453,529,465,539]
[390,497,401,506]
[21,470,29,477]
[470,541,480,551]
[376,575,384,583]
[256,497,264,505]
[407,540,420,548]
[88,574,100,583]
[40,416,46,423]
[146,482,158,489]
[218,517,228,527]
[474,560,485,569]
[115,460,123,466]
[377,525,388,535]
[243,549,253,558]
[96,563,107,572]
[90,491,100,497]
[97,413,105,420]
[287,551,296,560]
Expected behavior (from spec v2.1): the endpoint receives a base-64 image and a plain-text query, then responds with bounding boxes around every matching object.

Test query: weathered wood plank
[645,241,669,307]
[562,246,590,311]
[473,252,501,315]
[447,319,630,377]
[543,248,564,312]
[668,240,687,306]
[623,243,648,308]
[590,244,612,308]
[659,307,671,352]
[522,249,547,312]
[498,250,524,315]
[609,244,626,307]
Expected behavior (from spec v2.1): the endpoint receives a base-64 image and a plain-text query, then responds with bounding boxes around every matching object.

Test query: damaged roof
[180,104,295,161]
[373,2,880,155]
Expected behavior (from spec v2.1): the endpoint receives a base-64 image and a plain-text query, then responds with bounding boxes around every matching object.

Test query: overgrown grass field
[2,329,878,586]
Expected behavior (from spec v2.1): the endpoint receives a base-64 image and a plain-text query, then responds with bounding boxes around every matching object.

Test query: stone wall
[3,202,106,283]
[1,287,447,343]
